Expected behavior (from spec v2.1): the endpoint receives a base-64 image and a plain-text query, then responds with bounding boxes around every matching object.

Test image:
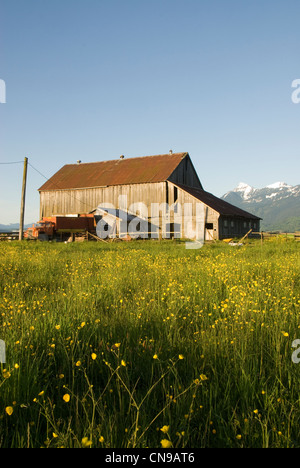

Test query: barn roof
[38,153,188,191]
[175,183,261,220]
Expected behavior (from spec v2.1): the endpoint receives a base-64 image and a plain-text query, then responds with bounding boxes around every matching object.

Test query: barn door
[205,223,214,241]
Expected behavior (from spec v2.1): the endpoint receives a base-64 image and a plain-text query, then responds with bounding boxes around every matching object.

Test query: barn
[38,152,261,241]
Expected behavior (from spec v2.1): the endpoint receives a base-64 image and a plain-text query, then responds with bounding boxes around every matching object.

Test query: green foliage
[0,239,299,447]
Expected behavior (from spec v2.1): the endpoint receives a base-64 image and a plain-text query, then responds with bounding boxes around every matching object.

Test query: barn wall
[168,155,203,189]
[39,181,222,240]
[218,217,260,239]
[39,182,168,218]
[167,183,220,240]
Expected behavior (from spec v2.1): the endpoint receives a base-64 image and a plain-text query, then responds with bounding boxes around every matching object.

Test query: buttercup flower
[161,439,172,448]
[5,406,13,416]
[82,437,92,447]
[160,425,170,433]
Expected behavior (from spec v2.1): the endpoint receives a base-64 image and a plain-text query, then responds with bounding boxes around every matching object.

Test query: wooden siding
[218,217,260,239]
[40,182,167,218]
[168,155,203,189]
[40,184,219,241]
[173,183,219,239]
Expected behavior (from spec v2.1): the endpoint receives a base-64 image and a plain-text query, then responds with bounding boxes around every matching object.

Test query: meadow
[0,237,299,448]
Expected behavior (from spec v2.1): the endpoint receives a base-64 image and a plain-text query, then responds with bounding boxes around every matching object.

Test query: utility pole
[19,157,28,241]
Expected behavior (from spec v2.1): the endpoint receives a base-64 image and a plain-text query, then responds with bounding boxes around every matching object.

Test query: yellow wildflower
[82,437,92,447]
[200,374,208,381]
[5,406,13,416]
[160,425,170,433]
[161,439,172,448]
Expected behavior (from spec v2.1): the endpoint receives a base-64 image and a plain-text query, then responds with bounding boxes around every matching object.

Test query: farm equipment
[24,214,96,242]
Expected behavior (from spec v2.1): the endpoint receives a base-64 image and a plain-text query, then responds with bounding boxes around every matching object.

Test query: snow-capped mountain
[222,182,300,231]
[266,182,292,190]
[233,182,256,200]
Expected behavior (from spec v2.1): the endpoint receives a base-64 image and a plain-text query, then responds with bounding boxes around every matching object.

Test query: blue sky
[1,0,300,224]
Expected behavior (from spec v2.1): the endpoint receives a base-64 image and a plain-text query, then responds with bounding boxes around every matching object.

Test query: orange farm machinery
[24,214,96,241]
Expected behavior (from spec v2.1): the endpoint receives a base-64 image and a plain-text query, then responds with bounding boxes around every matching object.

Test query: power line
[28,162,49,181]
[0,161,24,165]
[1,159,98,213]
[28,162,97,212]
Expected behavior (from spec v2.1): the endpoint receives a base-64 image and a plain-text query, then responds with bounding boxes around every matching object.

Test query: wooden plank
[86,231,108,243]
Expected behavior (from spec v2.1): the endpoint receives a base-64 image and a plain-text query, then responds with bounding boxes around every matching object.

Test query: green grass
[0,238,299,448]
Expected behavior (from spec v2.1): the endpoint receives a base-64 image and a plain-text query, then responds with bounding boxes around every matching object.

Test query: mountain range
[222,182,300,232]
[0,223,32,232]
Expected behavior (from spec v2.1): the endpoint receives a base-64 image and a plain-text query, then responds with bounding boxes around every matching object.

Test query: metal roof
[38,153,188,191]
[175,183,261,220]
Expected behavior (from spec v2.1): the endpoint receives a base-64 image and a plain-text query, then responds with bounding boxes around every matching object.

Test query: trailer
[24,214,96,241]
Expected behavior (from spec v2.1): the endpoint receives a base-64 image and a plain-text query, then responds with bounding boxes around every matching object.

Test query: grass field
[0,238,299,448]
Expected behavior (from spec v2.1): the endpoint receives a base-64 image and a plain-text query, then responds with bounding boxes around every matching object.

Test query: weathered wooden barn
[38,152,261,240]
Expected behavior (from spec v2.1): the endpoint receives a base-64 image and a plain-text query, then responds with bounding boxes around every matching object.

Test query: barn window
[205,223,213,230]
[174,186,178,203]
[230,221,235,228]
[224,220,228,228]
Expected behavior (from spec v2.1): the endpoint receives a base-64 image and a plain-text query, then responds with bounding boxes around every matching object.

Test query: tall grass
[0,238,299,448]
